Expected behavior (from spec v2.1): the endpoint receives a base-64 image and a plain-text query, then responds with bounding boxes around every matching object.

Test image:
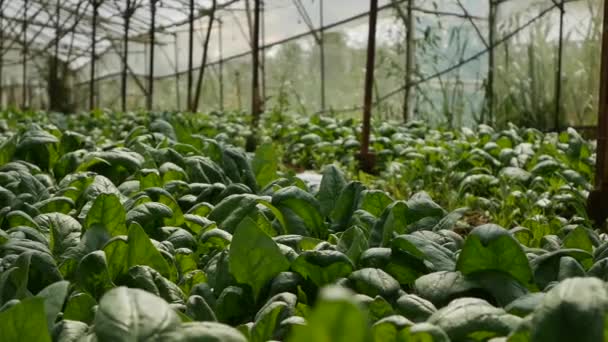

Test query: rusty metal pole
[359,0,378,173]
[588,0,608,226]
[246,0,262,152]
[147,0,158,110]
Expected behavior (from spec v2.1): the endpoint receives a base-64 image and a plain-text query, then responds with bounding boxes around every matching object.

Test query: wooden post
[554,0,565,131]
[320,0,326,111]
[246,0,262,152]
[218,18,224,111]
[402,0,414,122]
[121,0,135,112]
[0,0,5,108]
[90,0,100,110]
[588,0,608,226]
[235,71,242,110]
[485,0,496,124]
[147,0,158,110]
[22,0,28,109]
[192,0,217,112]
[173,33,181,109]
[50,0,61,111]
[261,0,266,106]
[359,0,378,173]
[187,0,195,111]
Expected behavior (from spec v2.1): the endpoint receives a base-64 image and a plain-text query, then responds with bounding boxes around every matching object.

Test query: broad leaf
[529,277,608,342]
[94,287,182,342]
[289,286,369,342]
[229,217,290,301]
[85,193,127,236]
[272,186,327,238]
[316,165,347,217]
[427,297,521,341]
[252,142,278,188]
[0,297,51,342]
[291,250,354,287]
[456,224,533,288]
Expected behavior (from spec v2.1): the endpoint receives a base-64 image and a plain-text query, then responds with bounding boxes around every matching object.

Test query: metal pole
[403,0,414,122]
[218,18,224,111]
[22,0,28,109]
[320,0,326,111]
[246,0,262,152]
[148,0,158,110]
[90,0,100,110]
[187,0,195,111]
[122,1,133,112]
[554,0,565,131]
[588,0,608,225]
[359,0,378,173]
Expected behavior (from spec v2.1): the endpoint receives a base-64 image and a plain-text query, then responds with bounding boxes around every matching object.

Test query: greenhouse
[0,0,608,341]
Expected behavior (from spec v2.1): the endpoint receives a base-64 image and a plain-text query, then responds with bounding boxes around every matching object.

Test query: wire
[315,0,562,115]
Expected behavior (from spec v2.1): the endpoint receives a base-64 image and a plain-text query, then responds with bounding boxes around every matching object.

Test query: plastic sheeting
[0,0,601,127]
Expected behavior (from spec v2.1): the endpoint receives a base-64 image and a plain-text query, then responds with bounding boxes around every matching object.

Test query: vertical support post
[261,0,266,106]
[218,18,224,111]
[235,71,242,109]
[588,0,608,225]
[54,0,61,82]
[174,33,181,109]
[187,0,195,111]
[554,0,565,131]
[403,0,414,122]
[359,0,378,173]
[320,0,326,111]
[50,0,61,111]
[121,0,134,112]
[486,0,496,124]
[246,0,262,152]
[244,0,253,42]
[147,0,158,110]
[0,0,5,108]
[192,0,217,112]
[22,0,29,109]
[90,0,100,110]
